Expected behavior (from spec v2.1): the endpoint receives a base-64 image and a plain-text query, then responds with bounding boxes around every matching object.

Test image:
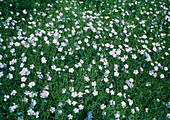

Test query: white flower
[128,99,133,106]
[22,97,28,103]
[21,76,27,82]
[40,90,49,98]
[121,101,126,108]
[50,107,55,113]
[124,64,129,69]
[9,103,18,112]
[92,90,98,96]
[17,116,24,120]
[98,65,103,70]
[85,89,90,93]
[92,81,96,86]
[95,35,99,39]
[31,99,36,107]
[160,74,165,79]
[101,104,106,109]
[0,71,4,77]
[9,66,15,71]
[30,64,35,69]
[131,108,135,114]
[20,63,24,68]
[149,70,154,75]
[156,98,160,102]
[20,83,25,88]
[93,44,97,50]
[110,90,115,95]
[73,108,79,113]
[125,38,129,42]
[104,77,109,82]
[123,85,128,90]
[142,35,147,39]
[70,79,74,82]
[109,83,113,88]
[115,112,120,118]
[165,52,169,56]
[109,33,112,37]
[4,95,10,101]
[78,104,84,110]
[41,57,47,64]
[164,67,168,71]
[84,38,89,43]
[58,110,62,114]
[140,67,143,71]
[78,40,82,44]
[69,87,74,92]
[92,59,96,64]
[106,88,109,93]
[61,56,65,60]
[132,54,137,59]
[20,68,30,76]
[47,76,52,81]
[58,102,63,107]
[84,76,90,82]
[23,9,27,14]
[0,55,2,60]
[69,68,74,73]
[145,108,148,112]
[66,99,72,105]
[78,92,83,97]
[153,47,157,52]
[117,92,122,97]
[28,82,36,88]
[167,113,170,119]
[146,82,151,86]
[154,66,158,71]
[129,78,134,82]
[102,111,106,116]
[22,56,27,62]
[27,108,35,115]
[127,81,134,88]
[62,88,66,94]
[71,91,77,98]
[72,101,77,106]
[110,100,115,106]
[58,47,63,52]
[11,90,17,96]
[68,114,73,119]
[53,39,59,45]
[136,107,140,111]
[114,71,119,77]
[133,70,139,75]
[35,111,39,118]
[7,73,13,80]
[80,59,84,64]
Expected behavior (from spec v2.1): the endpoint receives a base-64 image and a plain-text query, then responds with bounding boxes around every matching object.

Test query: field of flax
[0,0,169,120]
